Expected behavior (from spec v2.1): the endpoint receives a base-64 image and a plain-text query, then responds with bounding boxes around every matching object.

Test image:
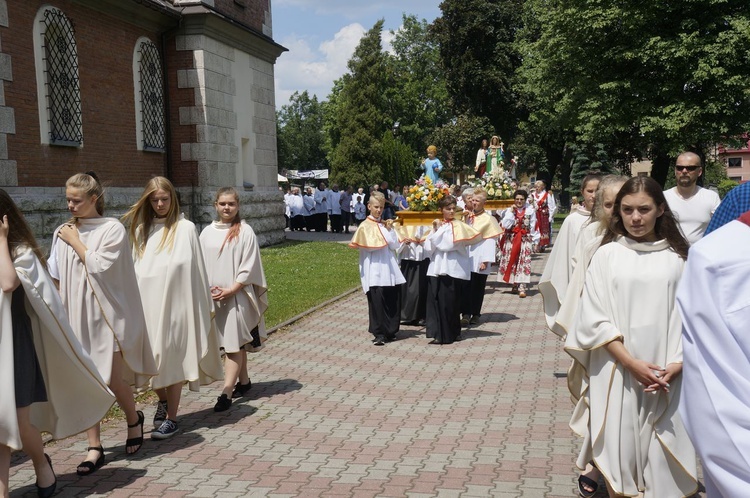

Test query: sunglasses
[675,165,700,172]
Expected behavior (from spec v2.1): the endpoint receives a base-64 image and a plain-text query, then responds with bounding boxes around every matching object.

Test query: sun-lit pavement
[9,240,657,497]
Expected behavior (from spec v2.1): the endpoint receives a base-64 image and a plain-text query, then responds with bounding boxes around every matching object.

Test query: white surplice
[677,220,750,497]
[49,218,157,388]
[425,223,469,280]
[200,221,268,353]
[350,218,405,293]
[565,237,697,498]
[0,247,114,450]
[539,207,591,333]
[134,216,222,391]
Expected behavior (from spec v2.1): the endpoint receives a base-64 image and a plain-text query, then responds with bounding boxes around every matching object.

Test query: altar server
[200,188,268,413]
[123,177,222,439]
[349,192,405,346]
[539,173,600,328]
[0,190,113,497]
[461,187,502,325]
[565,176,696,498]
[396,223,430,326]
[49,172,157,475]
[424,195,481,344]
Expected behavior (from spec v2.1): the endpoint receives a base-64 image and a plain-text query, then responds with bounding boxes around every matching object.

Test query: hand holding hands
[211,286,235,301]
[626,358,670,392]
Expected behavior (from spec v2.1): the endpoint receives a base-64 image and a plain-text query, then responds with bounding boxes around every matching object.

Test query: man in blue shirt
[705,182,750,235]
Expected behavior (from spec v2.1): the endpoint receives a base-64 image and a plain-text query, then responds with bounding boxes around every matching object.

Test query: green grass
[553,212,567,231]
[261,240,361,328]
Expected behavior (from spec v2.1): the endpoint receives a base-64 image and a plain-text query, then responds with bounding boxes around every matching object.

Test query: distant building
[718,140,750,183]
[0,0,287,246]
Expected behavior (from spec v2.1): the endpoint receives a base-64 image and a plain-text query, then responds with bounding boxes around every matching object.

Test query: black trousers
[341,211,351,232]
[330,214,342,233]
[461,272,489,317]
[366,286,401,341]
[400,259,429,322]
[317,212,328,232]
[426,275,462,344]
[304,215,315,231]
[290,215,305,231]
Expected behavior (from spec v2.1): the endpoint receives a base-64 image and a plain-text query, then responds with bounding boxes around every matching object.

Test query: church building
[0,0,287,246]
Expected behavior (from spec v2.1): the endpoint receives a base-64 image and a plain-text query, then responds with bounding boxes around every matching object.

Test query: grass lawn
[553,212,567,231]
[261,240,361,328]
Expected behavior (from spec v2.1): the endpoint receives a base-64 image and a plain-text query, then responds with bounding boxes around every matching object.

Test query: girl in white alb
[48,173,157,476]
[123,177,222,440]
[200,187,268,413]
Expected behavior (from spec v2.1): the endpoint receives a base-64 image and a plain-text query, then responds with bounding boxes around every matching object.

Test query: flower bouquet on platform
[471,168,515,210]
[397,176,453,226]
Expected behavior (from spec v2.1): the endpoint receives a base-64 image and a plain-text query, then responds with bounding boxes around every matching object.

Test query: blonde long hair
[122,177,181,258]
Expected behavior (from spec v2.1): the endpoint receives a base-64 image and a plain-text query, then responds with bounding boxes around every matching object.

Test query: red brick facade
[212,0,271,35]
[4,1,169,187]
[165,37,199,187]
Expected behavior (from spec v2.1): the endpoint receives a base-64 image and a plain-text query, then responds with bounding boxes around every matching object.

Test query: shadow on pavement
[476,312,519,324]
[9,466,148,497]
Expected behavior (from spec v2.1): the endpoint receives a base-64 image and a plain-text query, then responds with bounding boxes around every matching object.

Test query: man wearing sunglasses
[663,151,721,244]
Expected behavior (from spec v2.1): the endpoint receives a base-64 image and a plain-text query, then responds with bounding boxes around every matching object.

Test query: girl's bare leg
[222,351,242,397]
[154,387,167,404]
[238,350,249,385]
[165,384,182,421]
[16,407,54,488]
[109,353,141,454]
[0,444,10,498]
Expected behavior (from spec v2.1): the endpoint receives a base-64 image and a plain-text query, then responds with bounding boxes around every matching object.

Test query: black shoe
[469,315,480,325]
[373,338,385,346]
[214,394,232,412]
[231,381,252,399]
[36,454,56,498]
[76,446,105,476]
[125,410,145,455]
[153,400,168,429]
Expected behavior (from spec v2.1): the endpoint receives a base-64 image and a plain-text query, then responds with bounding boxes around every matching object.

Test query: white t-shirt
[664,186,721,245]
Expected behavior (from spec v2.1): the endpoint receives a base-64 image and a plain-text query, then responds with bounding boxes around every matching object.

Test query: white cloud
[274,0,439,19]
[275,23,366,107]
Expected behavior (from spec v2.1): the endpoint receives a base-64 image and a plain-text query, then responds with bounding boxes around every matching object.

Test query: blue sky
[272,0,443,108]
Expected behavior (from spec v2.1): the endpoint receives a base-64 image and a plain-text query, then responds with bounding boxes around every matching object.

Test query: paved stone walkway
[8,244,699,497]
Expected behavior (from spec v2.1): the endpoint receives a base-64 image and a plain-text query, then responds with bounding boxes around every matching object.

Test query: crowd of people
[348,147,750,497]
[536,151,750,498]
[1,173,268,497]
[5,147,750,497]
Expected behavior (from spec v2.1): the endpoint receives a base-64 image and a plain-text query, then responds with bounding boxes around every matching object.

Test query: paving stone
[6,237,705,497]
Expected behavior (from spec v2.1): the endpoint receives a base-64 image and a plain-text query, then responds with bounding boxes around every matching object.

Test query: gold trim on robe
[394,224,431,243]
[469,212,502,239]
[448,220,482,245]
[349,218,387,249]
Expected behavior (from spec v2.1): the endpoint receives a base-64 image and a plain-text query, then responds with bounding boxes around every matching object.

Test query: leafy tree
[432,0,524,142]
[330,20,391,187]
[385,14,452,159]
[567,143,616,198]
[429,113,494,183]
[519,0,750,186]
[277,90,327,172]
[380,131,417,187]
